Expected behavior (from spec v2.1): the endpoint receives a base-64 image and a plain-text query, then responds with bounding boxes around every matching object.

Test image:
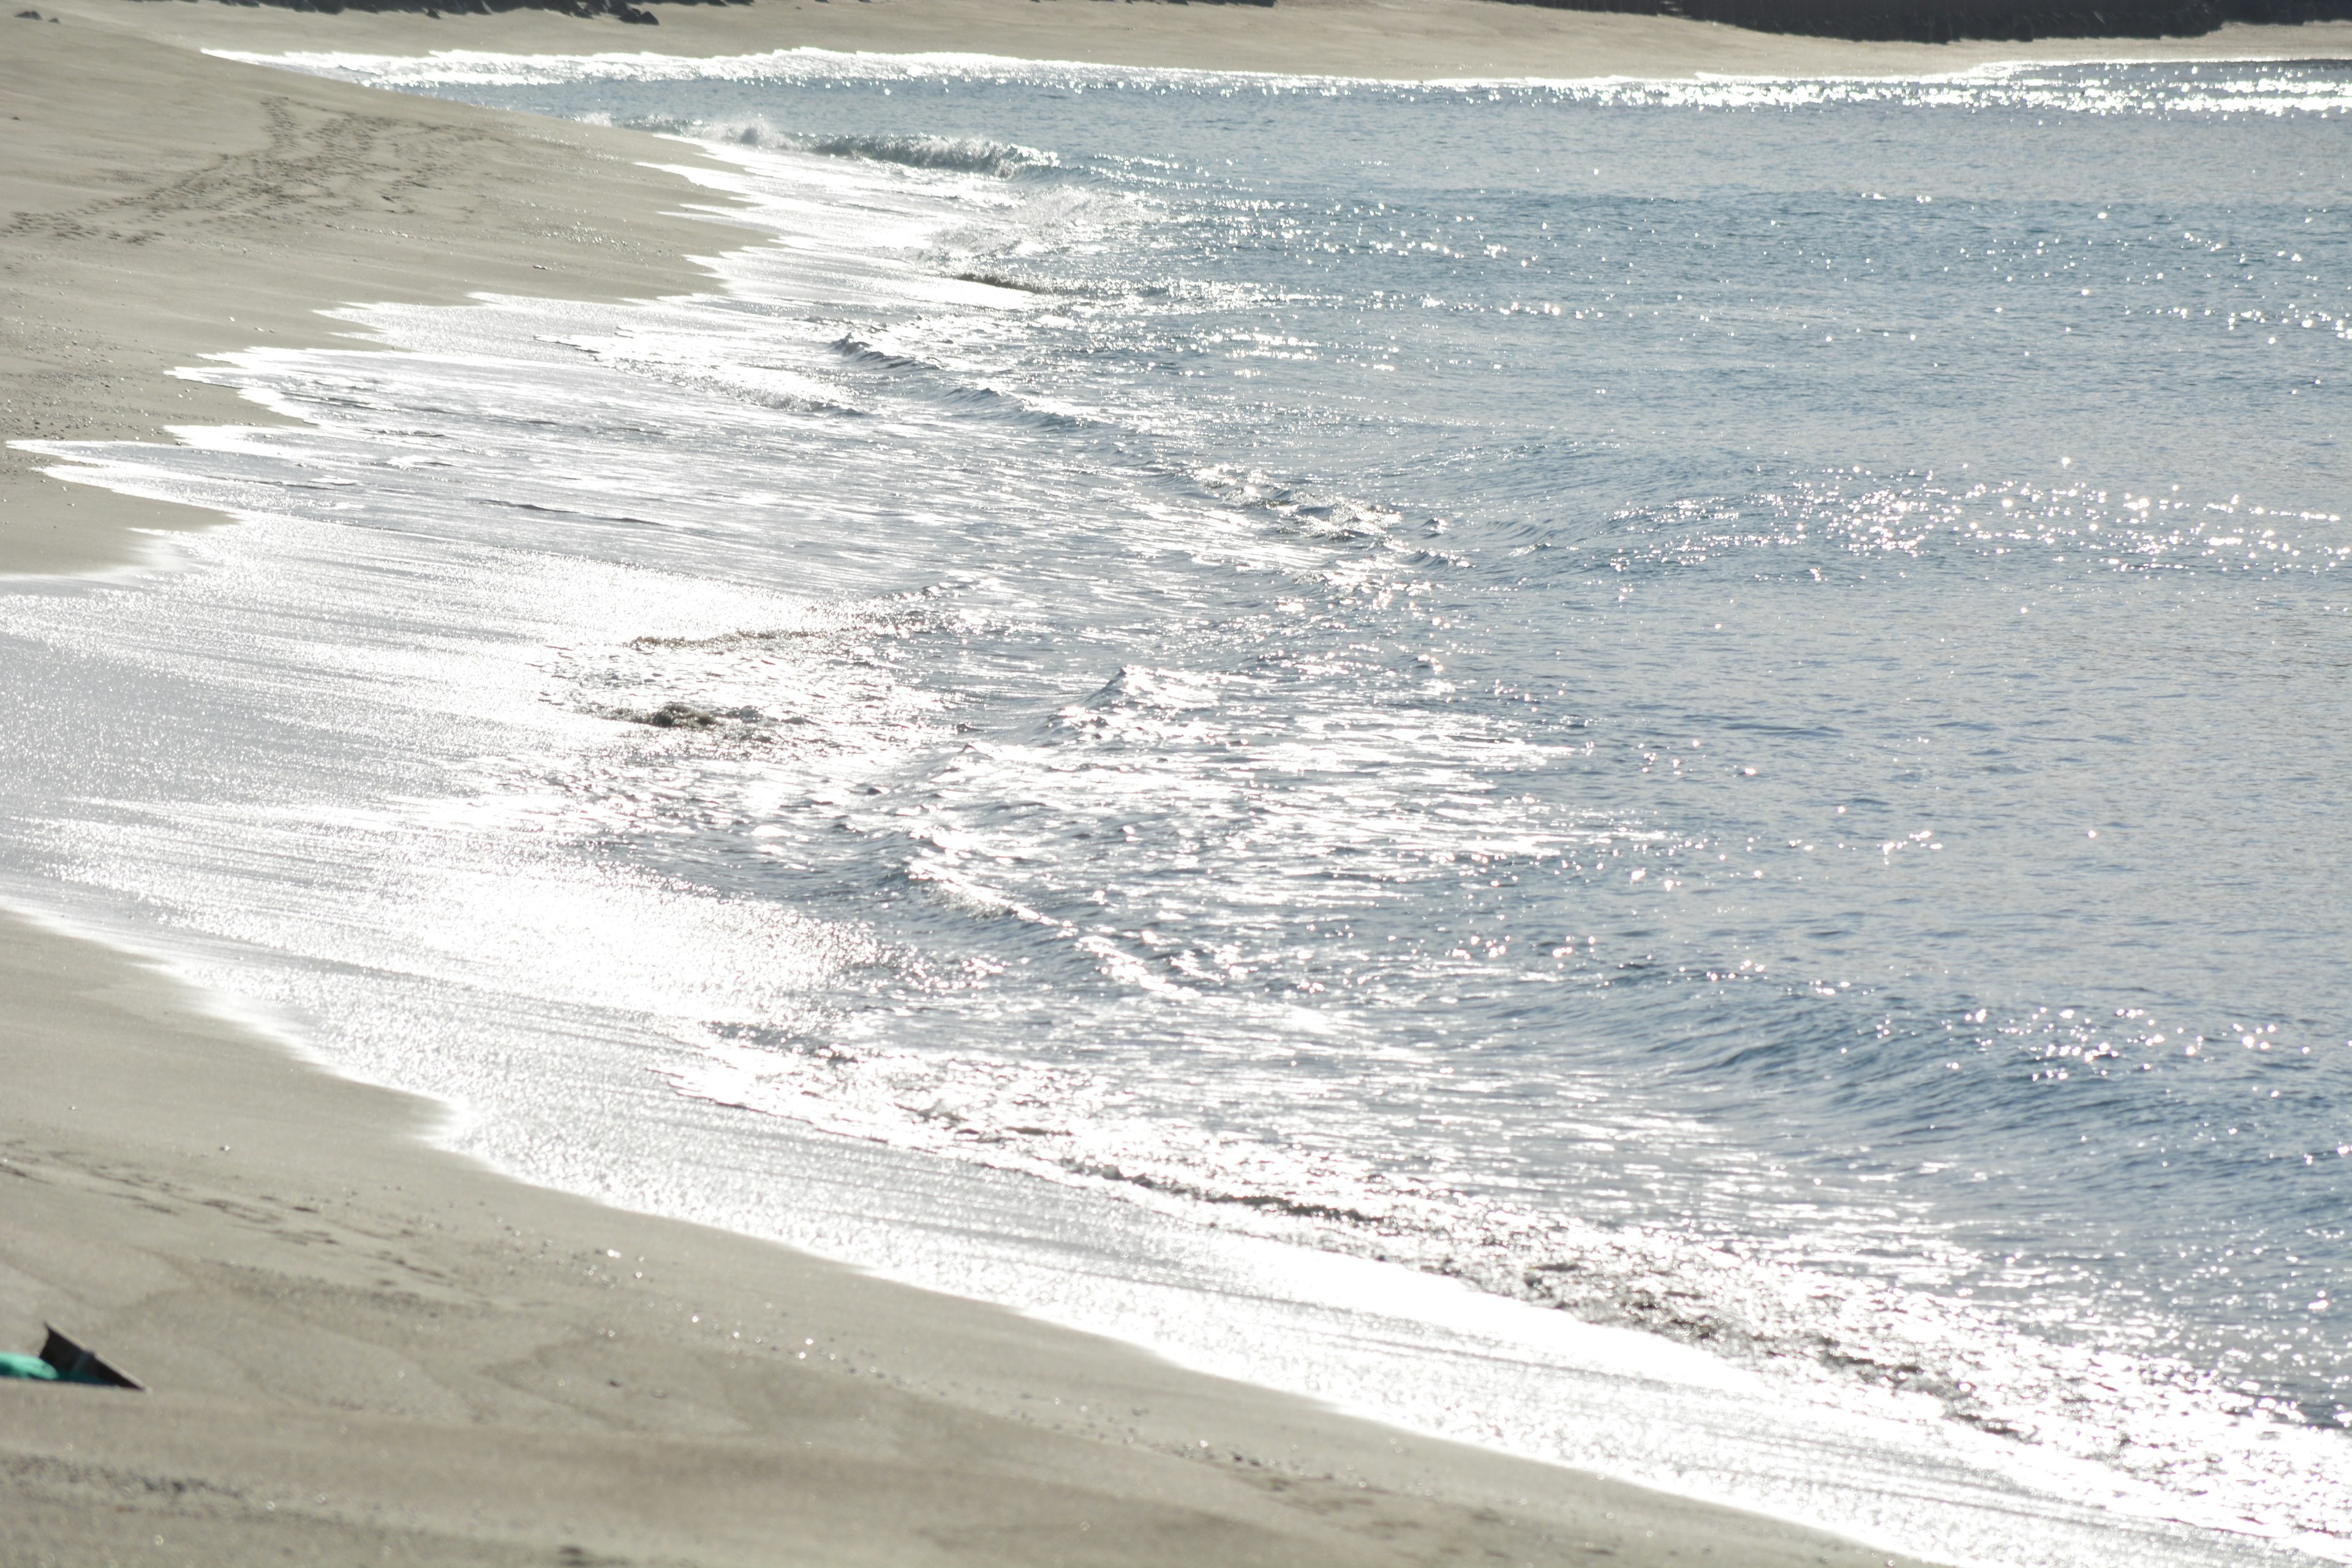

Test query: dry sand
[1,1,2339,1561]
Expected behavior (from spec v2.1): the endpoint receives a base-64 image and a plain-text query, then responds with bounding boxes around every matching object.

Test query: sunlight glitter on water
[9,49,2352,1562]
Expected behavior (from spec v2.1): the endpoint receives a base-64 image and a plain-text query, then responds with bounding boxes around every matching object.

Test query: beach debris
[613,700,766,730]
[636,701,723,729]
[0,1326,143,1390]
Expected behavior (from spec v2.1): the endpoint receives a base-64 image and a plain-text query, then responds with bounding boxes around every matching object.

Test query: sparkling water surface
[7,47,2350,1561]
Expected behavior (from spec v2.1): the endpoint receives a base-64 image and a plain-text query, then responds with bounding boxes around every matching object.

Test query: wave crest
[707,117,1057,176]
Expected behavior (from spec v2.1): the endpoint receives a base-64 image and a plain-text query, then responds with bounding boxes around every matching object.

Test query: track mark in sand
[0,1140,467,1281]
[0,96,505,251]
[0,1450,251,1509]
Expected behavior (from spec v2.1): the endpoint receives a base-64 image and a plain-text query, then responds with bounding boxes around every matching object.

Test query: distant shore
[74,0,2352,83]
[0,2,2335,1561]
[10,0,2349,577]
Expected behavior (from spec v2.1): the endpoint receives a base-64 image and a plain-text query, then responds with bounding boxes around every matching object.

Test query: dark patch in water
[612,701,764,729]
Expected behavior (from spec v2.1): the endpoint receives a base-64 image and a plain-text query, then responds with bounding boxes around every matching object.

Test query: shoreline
[2,903,1940,1566]
[1,5,2340,1564]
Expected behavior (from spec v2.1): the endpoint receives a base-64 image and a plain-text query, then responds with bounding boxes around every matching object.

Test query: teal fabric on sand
[0,1352,58,1380]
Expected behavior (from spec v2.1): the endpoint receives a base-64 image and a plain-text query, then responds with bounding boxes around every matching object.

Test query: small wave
[948,270,1090,297]
[703,116,1057,176]
[803,131,1058,176]
[830,333,932,373]
[1190,465,1408,542]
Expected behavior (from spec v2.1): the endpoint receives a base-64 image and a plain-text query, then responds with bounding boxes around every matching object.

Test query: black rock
[1491,0,2352,42]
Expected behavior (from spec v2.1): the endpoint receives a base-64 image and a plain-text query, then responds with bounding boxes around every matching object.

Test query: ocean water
[7,45,2351,1564]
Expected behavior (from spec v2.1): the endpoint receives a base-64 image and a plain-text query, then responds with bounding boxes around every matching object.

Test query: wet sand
[2,1,2340,1561]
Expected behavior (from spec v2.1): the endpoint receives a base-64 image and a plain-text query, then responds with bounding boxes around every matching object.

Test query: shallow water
[7,47,2350,1562]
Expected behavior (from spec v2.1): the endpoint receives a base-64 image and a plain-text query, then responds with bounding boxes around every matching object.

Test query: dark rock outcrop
[1494,0,2352,42]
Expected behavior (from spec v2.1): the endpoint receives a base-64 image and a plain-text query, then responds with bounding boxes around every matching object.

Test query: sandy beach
[4,2,2347,1562]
